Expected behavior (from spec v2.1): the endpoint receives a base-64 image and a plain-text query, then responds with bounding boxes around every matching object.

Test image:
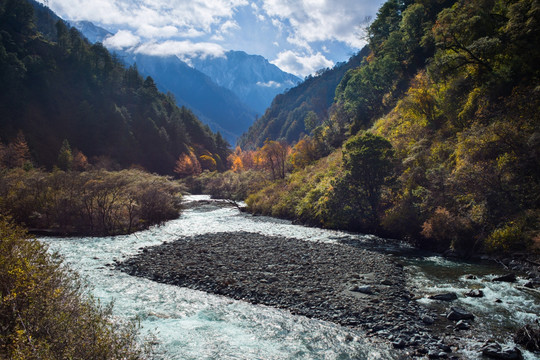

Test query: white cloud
[103,30,140,50]
[137,24,179,38]
[220,20,240,34]
[134,40,226,60]
[256,80,281,88]
[261,0,380,49]
[271,50,333,77]
[44,0,249,39]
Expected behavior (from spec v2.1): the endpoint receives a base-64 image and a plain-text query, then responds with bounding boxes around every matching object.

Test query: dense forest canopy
[0,0,230,174]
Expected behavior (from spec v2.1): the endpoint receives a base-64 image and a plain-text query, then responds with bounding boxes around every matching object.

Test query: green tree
[328,133,395,230]
[57,139,73,171]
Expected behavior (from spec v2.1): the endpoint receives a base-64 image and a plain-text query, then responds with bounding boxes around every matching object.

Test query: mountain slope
[68,20,112,43]
[190,50,300,115]
[120,53,257,144]
[238,46,370,149]
[69,22,295,144]
[0,0,230,174]
[244,0,540,256]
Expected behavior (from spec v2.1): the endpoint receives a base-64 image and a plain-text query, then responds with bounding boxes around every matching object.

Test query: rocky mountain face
[68,20,112,44]
[190,51,300,115]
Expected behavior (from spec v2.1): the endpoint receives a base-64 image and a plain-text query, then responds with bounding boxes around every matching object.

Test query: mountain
[190,51,300,115]
[0,0,230,174]
[68,20,112,43]
[238,46,370,149]
[119,53,257,144]
[68,22,299,143]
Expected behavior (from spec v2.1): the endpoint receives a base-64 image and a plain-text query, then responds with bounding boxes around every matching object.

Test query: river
[41,195,539,359]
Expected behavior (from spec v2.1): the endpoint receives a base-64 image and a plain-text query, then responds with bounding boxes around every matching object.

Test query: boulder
[429,292,458,301]
[493,273,517,282]
[481,342,523,360]
[422,315,435,325]
[464,289,484,298]
[447,307,475,321]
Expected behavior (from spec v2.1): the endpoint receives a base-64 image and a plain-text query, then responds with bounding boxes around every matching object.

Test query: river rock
[429,292,458,301]
[464,274,478,280]
[465,289,484,298]
[454,320,470,330]
[351,285,374,295]
[447,307,475,321]
[493,273,517,282]
[481,342,523,360]
[422,315,435,324]
[392,338,406,349]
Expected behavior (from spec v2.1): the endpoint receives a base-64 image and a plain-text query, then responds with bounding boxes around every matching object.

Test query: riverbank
[118,230,461,357]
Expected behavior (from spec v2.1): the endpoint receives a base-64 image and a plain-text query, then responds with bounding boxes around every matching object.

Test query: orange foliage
[174,151,202,177]
[290,138,317,169]
[73,150,89,171]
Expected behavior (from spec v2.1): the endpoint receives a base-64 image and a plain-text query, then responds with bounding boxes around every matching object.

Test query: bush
[421,207,473,252]
[485,220,530,253]
[0,169,183,235]
[0,216,148,359]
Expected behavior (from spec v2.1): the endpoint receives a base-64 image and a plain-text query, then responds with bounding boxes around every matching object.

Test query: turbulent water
[41,195,539,359]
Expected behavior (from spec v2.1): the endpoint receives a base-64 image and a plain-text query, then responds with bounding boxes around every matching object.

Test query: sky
[37,0,386,77]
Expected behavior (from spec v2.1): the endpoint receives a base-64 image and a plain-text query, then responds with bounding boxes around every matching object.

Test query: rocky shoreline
[118,231,464,358]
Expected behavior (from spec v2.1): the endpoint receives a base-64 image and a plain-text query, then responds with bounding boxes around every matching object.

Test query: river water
[41,195,539,359]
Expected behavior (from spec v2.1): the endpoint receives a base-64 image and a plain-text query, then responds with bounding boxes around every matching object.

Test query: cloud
[44,0,249,40]
[134,40,226,60]
[271,50,333,77]
[103,30,140,50]
[137,24,179,38]
[256,80,281,88]
[261,0,380,49]
[219,20,240,34]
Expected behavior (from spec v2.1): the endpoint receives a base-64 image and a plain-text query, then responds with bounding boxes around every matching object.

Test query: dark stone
[351,285,374,295]
[465,289,484,298]
[447,307,475,321]
[481,342,523,360]
[422,315,435,324]
[493,273,517,282]
[454,320,470,330]
[523,281,534,289]
[429,292,458,301]
[392,339,406,349]
[465,274,478,280]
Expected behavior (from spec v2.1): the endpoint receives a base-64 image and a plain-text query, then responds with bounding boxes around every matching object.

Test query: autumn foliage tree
[0,132,31,169]
[174,150,202,178]
[258,140,290,180]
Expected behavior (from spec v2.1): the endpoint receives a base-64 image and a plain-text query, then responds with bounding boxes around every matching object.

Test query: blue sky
[38,0,385,77]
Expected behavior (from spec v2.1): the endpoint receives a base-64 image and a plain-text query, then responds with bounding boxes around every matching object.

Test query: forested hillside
[0,0,230,174]
[238,46,369,149]
[220,0,540,255]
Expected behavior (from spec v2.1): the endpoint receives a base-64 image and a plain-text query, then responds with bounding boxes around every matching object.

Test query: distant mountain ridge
[190,51,300,114]
[68,20,112,43]
[70,21,300,144]
[121,53,257,143]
